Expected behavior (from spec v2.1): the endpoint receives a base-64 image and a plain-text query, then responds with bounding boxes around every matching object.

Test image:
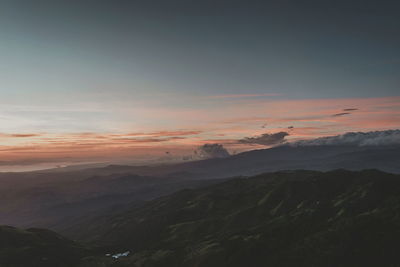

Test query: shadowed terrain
[2,169,400,266]
[1,144,399,231]
[62,170,400,267]
[0,225,90,267]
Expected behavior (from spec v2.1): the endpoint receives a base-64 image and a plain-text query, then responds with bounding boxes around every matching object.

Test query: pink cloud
[0,96,398,169]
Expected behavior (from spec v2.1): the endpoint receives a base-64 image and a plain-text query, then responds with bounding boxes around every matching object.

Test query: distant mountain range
[63,143,400,179]
[141,144,400,178]
[1,169,400,267]
[35,129,400,178]
[0,135,399,231]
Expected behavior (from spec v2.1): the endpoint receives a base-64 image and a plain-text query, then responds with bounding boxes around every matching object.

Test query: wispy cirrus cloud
[112,136,187,143]
[124,130,202,137]
[206,93,281,99]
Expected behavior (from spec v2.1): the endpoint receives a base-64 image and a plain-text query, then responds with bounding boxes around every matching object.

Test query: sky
[0,0,399,171]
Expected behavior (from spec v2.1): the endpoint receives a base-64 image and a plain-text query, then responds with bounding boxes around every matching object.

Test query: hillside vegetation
[62,169,400,267]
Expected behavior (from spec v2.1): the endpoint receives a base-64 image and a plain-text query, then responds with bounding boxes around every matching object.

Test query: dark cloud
[292,129,400,147]
[332,109,358,117]
[0,133,41,138]
[332,112,351,117]
[196,143,230,158]
[238,132,289,146]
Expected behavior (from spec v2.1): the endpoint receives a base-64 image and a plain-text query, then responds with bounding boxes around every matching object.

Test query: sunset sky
[0,0,399,171]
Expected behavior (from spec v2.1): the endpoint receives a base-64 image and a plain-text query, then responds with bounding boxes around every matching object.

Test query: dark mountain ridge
[72,144,400,178]
[2,169,400,266]
[60,169,400,267]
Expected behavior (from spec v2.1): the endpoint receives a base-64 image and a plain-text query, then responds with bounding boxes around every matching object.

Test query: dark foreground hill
[56,169,400,267]
[0,225,90,267]
[2,170,400,267]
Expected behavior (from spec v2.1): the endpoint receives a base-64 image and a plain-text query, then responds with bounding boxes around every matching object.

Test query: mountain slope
[0,225,91,267]
[64,169,400,267]
[0,172,221,230]
[1,143,399,231]
[59,145,400,179]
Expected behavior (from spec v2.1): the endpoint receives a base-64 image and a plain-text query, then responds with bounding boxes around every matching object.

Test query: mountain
[74,144,400,178]
[0,225,90,267]
[0,172,221,230]
[72,144,400,179]
[60,169,400,267]
[1,142,399,232]
[164,144,400,178]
